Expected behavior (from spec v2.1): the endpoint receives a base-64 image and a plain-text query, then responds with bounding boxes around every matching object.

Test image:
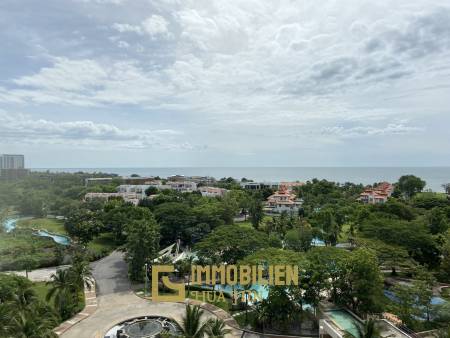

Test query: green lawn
[87,233,117,260]
[236,216,273,230]
[32,281,51,304]
[16,218,67,235]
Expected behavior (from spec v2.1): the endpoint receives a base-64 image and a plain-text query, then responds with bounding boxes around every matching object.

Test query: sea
[32,167,450,192]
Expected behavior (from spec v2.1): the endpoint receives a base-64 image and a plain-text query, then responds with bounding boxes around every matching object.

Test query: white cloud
[320,123,424,138]
[0,111,192,150]
[142,15,171,38]
[112,15,171,39]
[1,0,450,165]
[112,23,142,34]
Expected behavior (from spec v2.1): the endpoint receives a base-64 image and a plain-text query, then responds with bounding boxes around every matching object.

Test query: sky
[1,0,450,168]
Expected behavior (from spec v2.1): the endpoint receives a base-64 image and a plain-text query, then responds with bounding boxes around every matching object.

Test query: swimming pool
[326,309,361,338]
[34,229,71,246]
[2,218,71,245]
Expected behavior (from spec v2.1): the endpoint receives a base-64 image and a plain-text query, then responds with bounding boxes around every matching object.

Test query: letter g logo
[152,265,185,302]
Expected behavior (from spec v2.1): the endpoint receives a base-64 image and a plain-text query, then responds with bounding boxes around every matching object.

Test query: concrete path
[5,265,70,282]
[61,251,240,338]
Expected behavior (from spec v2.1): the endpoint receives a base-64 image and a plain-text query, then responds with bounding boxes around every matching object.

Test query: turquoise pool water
[2,218,70,245]
[3,218,17,232]
[326,310,361,338]
[34,229,70,245]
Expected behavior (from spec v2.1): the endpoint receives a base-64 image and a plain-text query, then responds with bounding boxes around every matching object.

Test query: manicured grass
[16,218,68,235]
[236,216,273,230]
[87,233,117,260]
[236,221,253,229]
[32,281,51,304]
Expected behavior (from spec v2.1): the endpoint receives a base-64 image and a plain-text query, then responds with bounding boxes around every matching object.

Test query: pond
[1,218,71,246]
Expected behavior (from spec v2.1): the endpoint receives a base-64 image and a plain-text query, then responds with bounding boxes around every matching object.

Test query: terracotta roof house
[358,182,394,204]
[265,185,303,214]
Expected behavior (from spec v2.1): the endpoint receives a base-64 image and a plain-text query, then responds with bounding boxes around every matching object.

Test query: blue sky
[1,0,450,167]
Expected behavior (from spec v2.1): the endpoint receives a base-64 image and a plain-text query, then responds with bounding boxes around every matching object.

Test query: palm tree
[12,309,58,338]
[12,279,37,311]
[180,304,208,338]
[68,260,93,291]
[205,318,231,338]
[0,303,15,337]
[344,319,380,338]
[46,269,76,320]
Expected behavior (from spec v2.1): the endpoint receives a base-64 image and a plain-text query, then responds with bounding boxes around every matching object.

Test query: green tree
[180,305,208,338]
[64,208,101,244]
[396,175,426,199]
[125,217,160,281]
[285,226,313,252]
[219,193,239,225]
[145,186,159,196]
[339,249,383,314]
[46,269,77,320]
[428,207,449,235]
[248,196,264,230]
[393,284,416,326]
[11,307,58,338]
[195,225,269,264]
[205,318,231,338]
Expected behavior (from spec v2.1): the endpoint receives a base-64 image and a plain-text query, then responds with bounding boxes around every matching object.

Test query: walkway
[61,251,241,338]
[5,265,70,282]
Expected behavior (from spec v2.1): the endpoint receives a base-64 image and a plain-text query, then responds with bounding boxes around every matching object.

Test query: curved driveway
[61,251,239,338]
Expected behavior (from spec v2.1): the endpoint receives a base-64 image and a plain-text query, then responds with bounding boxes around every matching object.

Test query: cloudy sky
[1,0,450,167]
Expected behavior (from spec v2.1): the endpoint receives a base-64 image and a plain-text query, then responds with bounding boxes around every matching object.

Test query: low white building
[198,186,228,198]
[166,181,197,193]
[117,184,151,198]
[84,192,141,205]
[265,185,303,214]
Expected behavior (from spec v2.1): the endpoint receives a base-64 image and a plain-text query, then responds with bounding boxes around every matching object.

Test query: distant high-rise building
[0,154,25,169]
[0,154,28,180]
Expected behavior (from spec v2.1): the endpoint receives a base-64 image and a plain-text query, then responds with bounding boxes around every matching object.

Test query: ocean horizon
[32,167,450,192]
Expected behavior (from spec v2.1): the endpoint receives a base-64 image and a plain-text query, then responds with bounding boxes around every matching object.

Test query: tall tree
[195,225,269,264]
[396,175,426,199]
[249,196,264,230]
[46,269,77,320]
[125,217,160,281]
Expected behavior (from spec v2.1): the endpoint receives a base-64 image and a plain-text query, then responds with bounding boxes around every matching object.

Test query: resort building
[265,184,303,214]
[117,185,152,198]
[358,182,393,204]
[280,181,305,192]
[241,181,280,190]
[166,181,198,193]
[84,192,141,205]
[198,186,228,197]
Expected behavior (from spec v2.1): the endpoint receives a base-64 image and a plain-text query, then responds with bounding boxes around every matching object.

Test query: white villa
[198,186,228,197]
[265,185,303,214]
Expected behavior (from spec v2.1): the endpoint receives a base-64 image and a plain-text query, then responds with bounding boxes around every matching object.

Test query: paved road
[61,251,231,338]
[91,251,130,296]
[5,265,70,282]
